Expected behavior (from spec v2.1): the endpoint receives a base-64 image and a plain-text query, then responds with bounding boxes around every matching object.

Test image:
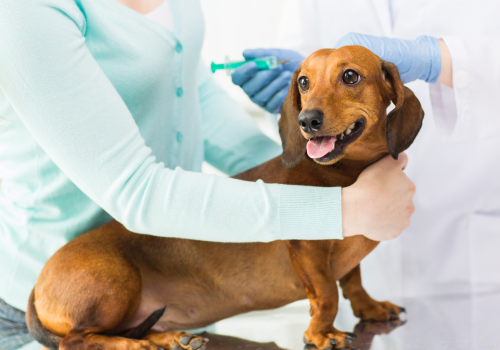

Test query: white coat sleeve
[430,36,500,142]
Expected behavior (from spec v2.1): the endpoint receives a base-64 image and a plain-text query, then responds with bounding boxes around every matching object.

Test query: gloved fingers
[240,66,284,97]
[231,62,258,86]
[334,32,386,56]
[336,32,410,67]
[335,33,406,76]
[264,84,291,114]
[251,70,293,107]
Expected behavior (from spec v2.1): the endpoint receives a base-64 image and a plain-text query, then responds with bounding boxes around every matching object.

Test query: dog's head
[279,46,424,168]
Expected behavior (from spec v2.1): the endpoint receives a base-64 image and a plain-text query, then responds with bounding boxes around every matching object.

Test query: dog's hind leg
[59,329,160,350]
[58,329,208,350]
[339,265,404,322]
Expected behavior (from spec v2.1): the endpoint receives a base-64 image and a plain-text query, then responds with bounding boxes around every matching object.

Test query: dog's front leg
[286,240,355,349]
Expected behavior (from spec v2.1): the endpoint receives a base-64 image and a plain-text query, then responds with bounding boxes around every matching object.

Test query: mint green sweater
[0,0,342,311]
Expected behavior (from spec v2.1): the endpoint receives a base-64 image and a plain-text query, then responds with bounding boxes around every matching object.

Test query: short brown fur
[27,46,423,350]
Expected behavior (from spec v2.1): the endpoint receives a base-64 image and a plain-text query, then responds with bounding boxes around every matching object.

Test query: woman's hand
[342,153,415,241]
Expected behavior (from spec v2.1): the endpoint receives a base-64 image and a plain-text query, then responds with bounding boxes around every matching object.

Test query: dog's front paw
[303,328,357,350]
[177,333,209,350]
[143,331,208,350]
[353,300,405,322]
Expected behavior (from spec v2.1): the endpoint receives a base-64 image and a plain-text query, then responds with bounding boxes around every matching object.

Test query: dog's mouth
[306,118,366,163]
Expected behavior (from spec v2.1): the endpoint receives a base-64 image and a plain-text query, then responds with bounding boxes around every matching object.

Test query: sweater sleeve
[0,0,343,242]
[198,62,282,176]
[430,36,500,142]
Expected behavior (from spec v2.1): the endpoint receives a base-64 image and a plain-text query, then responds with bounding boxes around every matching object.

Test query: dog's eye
[343,69,360,85]
[298,76,309,92]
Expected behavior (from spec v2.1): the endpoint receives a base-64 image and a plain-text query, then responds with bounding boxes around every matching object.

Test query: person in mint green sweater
[0,0,415,349]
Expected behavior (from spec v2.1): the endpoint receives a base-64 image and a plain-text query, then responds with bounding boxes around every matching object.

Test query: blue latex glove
[335,33,441,84]
[231,49,304,113]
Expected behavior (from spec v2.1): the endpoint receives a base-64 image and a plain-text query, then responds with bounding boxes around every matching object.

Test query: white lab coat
[275,0,500,300]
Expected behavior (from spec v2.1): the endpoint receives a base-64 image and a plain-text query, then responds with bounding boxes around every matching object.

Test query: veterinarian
[0,0,416,349]
[232,0,500,301]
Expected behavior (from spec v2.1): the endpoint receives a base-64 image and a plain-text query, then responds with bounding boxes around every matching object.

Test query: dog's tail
[26,288,167,348]
[26,289,62,350]
[116,306,167,339]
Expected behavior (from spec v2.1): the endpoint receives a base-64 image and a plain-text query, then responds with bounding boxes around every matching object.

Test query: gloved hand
[231,49,304,113]
[335,33,441,84]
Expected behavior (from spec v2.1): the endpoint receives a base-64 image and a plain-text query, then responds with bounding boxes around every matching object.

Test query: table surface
[205,292,500,350]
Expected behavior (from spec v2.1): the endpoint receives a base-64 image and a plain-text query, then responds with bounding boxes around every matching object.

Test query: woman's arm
[0,0,346,242]
[437,39,453,88]
[432,36,500,141]
[0,0,416,243]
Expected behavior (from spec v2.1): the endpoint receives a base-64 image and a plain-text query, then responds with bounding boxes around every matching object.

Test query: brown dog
[26,46,423,350]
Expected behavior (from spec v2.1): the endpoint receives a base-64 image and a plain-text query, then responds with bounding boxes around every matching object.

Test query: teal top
[0,0,342,311]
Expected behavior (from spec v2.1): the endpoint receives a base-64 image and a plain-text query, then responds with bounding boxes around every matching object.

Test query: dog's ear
[279,69,307,168]
[382,61,425,160]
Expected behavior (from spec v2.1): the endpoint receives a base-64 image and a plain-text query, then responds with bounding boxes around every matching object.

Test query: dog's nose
[298,110,324,134]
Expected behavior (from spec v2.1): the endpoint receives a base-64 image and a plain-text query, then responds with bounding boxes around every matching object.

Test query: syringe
[211,56,291,73]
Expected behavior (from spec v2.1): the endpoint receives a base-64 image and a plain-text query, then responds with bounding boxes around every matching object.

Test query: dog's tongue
[307,137,336,159]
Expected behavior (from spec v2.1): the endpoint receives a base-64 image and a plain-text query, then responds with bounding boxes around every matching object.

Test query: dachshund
[26,45,423,350]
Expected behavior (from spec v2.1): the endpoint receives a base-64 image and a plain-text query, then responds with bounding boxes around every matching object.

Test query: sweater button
[175,43,183,53]
[176,131,183,143]
[176,87,183,97]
